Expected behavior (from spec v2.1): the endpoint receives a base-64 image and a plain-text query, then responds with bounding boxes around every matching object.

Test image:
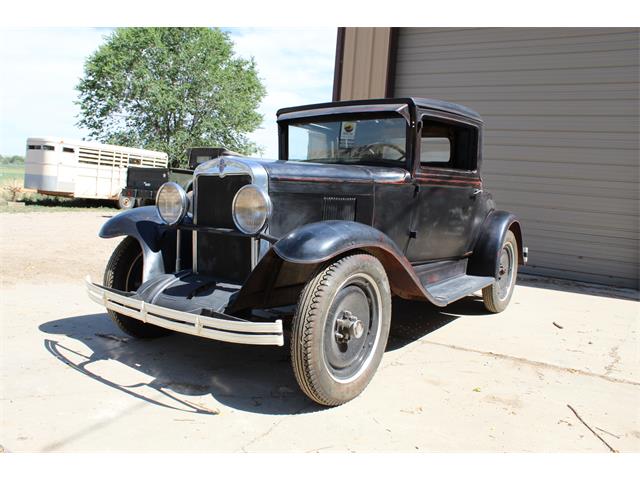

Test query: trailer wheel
[117,193,135,210]
[103,236,170,338]
[291,253,391,406]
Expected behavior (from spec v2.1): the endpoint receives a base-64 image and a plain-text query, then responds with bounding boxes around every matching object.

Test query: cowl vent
[323,197,356,221]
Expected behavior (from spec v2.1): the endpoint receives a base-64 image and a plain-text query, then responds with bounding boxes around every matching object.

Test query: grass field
[0,163,115,213]
[0,164,25,184]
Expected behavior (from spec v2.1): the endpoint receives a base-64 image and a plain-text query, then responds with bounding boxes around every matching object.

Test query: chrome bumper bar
[85,276,284,346]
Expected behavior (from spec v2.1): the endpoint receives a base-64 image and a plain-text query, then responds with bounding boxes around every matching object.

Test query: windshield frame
[278,111,412,170]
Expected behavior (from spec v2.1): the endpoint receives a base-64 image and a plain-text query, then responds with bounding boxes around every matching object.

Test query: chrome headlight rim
[231,184,272,235]
[156,182,189,226]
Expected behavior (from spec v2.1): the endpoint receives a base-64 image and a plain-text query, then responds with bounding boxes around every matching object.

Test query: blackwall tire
[291,253,392,406]
[482,230,518,313]
[103,236,170,338]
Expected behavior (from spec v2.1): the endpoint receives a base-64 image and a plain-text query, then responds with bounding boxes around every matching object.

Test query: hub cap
[323,273,382,383]
[335,310,365,342]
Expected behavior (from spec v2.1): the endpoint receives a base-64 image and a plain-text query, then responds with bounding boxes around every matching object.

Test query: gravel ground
[0,210,638,452]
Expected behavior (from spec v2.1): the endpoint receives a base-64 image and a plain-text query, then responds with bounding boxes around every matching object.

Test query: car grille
[194,174,252,283]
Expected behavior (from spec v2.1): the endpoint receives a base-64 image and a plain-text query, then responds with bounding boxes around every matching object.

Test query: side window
[421,136,451,164]
[420,117,478,170]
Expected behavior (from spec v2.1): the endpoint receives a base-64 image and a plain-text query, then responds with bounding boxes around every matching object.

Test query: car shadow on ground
[387,295,487,350]
[39,295,489,416]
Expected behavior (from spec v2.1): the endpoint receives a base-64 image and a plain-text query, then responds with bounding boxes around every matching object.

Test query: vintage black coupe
[86,98,527,406]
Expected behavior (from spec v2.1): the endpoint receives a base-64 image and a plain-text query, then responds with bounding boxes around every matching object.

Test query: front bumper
[85,276,284,346]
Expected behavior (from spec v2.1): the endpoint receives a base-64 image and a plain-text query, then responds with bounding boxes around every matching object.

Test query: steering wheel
[353,142,406,161]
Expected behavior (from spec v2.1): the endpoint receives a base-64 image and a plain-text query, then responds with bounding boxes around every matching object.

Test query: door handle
[471,188,483,197]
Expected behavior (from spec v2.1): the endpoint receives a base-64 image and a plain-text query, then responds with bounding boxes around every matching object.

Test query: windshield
[286,116,407,167]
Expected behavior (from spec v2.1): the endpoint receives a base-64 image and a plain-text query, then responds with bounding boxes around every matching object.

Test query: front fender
[230,220,440,312]
[99,206,168,281]
[467,210,524,278]
[272,220,405,264]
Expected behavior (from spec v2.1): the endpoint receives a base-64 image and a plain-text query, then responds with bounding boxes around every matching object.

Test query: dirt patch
[0,211,121,287]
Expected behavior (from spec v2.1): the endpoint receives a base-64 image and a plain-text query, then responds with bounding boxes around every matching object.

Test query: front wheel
[103,236,170,338]
[291,253,391,406]
[482,230,518,313]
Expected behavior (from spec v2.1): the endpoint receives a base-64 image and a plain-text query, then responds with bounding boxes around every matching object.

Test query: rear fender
[99,206,169,281]
[467,210,524,279]
[229,220,439,312]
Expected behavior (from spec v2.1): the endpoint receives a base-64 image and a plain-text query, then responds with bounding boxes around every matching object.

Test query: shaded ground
[1,211,638,452]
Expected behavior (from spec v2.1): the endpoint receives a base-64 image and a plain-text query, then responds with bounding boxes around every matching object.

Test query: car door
[405,113,482,263]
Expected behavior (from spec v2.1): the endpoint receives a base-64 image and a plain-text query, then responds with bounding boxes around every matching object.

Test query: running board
[425,274,495,306]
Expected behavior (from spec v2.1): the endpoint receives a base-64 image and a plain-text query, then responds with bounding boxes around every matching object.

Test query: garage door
[394,28,639,289]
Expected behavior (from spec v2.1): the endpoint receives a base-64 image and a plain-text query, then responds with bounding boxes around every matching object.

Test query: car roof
[276,97,482,123]
[411,97,482,122]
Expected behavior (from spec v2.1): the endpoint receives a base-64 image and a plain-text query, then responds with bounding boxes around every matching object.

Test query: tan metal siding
[394,28,640,288]
[339,28,391,100]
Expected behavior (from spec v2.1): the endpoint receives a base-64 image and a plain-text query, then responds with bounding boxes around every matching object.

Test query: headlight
[156,182,188,226]
[232,184,271,234]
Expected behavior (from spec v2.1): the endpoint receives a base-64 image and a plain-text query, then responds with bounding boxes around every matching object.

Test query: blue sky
[0,27,336,158]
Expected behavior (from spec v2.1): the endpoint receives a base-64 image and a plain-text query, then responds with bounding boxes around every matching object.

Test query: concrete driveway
[1,211,638,452]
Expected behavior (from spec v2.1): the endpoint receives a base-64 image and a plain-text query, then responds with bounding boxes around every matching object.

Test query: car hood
[193,155,411,187]
[261,159,410,185]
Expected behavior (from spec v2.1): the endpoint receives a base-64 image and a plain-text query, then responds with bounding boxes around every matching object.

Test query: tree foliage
[76,28,266,167]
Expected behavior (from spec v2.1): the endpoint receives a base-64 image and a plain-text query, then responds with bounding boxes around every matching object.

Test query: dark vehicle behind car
[119,148,234,208]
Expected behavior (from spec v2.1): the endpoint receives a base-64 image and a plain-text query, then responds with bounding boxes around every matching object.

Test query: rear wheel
[291,254,391,406]
[482,230,518,313]
[103,236,170,338]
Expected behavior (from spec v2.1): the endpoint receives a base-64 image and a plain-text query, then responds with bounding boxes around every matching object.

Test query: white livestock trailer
[24,137,168,207]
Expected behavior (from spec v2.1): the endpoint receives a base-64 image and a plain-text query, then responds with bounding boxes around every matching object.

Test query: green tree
[76,28,266,167]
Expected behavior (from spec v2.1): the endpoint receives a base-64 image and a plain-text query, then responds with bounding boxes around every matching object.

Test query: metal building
[333,27,639,289]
